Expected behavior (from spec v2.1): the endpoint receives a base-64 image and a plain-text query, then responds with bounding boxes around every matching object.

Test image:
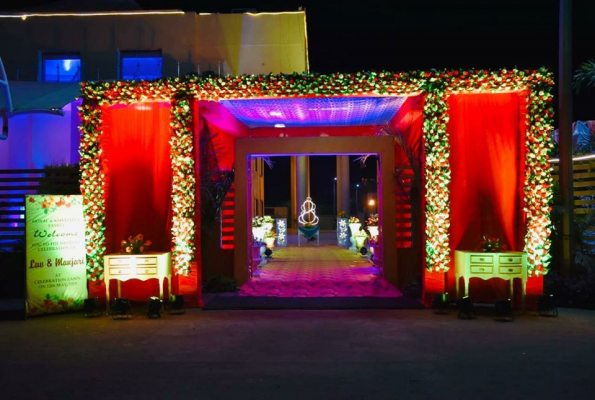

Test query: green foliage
[203,275,238,293]
[573,59,595,93]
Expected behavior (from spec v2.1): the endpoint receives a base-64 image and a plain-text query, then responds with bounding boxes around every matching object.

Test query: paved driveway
[1,308,593,399]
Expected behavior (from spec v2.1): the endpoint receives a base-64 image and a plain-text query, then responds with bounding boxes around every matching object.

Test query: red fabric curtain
[102,102,173,301]
[446,93,527,301]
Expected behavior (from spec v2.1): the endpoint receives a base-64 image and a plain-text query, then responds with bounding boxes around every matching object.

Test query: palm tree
[574,59,595,92]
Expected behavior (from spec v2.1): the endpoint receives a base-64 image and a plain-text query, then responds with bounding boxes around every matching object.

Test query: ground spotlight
[83,297,102,317]
[112,298,132,319]
[264,248,273,258]
[494,299,514,321]
[359,246,368,256]
[457,296,475,319]
[147,297,163,318]
[538,294,558,317]
[433,292,450,314]
[169,295,185,315]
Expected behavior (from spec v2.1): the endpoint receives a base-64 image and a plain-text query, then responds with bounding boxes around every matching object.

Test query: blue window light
[43,57,81,82]
[121,51,162,80]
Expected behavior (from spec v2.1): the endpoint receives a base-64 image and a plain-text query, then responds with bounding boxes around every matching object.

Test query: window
[120,50,162,80]
[42,53,81,82]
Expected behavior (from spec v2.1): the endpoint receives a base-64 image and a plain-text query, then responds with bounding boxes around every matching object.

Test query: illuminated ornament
[298,197,319,226]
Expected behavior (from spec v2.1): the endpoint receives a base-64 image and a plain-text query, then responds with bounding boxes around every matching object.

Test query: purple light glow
[220,96,406,128]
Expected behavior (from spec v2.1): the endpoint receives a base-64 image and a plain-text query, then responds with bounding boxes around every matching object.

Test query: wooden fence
[551,159,595,252]
[551,159,595,214]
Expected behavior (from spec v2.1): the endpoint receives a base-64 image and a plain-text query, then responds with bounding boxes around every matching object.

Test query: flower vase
[355,234,368,251]
[264,237,275,249]
[368,226,379,240]
[349,223,361,251]
[263,222,274,234]
[252,226,265,244]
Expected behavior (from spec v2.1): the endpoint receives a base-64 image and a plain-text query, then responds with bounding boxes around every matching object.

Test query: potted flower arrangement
[262,215,275,233]
[121,234,152,254]
[348,216,361,251]
[264,229,277,249]
[366,214,378,226]
[252,216,266,244]
[354,229,369,250]
[366,213,379,240]
[252,216,264,227]
[478,235,506,253]
[337,211,349,247]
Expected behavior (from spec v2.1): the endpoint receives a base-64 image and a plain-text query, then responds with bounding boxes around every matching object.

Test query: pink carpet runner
[239,246,402,298]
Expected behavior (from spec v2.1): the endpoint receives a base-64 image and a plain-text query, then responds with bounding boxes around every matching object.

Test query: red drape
[102,102,173,301]
[446,92,527,303]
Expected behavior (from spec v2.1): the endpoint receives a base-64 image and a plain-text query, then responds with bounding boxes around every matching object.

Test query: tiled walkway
[239,245,402,297]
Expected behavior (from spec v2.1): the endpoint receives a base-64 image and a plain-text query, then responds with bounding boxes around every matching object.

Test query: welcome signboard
[25,195,87,316]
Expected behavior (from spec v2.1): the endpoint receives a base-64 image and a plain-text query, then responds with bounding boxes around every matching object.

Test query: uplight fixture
[147,297,163,319]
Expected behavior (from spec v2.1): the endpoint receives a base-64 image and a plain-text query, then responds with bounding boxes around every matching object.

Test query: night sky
[6,0,595,214]
[8,0,595,118]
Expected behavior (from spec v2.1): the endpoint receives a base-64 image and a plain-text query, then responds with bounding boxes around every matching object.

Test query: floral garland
[420,68,554,276]
[522,75,555,276]
[78,86,196,280]
[79,68,553,280]
[422,81,452,273]
[78,101,106,281]
[169,97,196,275]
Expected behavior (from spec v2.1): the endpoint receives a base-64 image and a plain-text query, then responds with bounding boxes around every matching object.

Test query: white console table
[104,252,172,309]
[455,250,527,310]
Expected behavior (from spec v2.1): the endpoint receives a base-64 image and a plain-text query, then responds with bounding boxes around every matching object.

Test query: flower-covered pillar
[79,99,108,300]
[421,80,452,303]
[170,95,202,306]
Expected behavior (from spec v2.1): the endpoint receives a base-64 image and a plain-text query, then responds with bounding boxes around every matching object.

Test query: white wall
[0,100,80,169]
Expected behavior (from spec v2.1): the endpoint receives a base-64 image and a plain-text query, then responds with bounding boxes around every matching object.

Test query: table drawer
[136,257,157,266]
[108,258,131,266]
[109,268,131,276]
[470,255,493,264]
[499,266,522,274]
[500,255,522,264]
[470,265,493,274]
[136,267,158,275]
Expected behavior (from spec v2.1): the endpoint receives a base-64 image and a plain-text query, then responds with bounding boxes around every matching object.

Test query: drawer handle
[508,258,513,262]
[479,258,484,262]
[480,268,484,271]
[508,268,513,272]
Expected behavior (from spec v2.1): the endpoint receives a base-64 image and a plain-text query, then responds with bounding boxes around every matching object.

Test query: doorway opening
[235,144,401,298]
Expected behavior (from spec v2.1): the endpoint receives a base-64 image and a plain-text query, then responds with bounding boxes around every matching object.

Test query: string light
[79,68,553,280]
[298,197,319,226]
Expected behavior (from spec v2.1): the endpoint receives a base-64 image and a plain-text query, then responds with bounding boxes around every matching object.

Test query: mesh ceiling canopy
[219,96,407,128]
